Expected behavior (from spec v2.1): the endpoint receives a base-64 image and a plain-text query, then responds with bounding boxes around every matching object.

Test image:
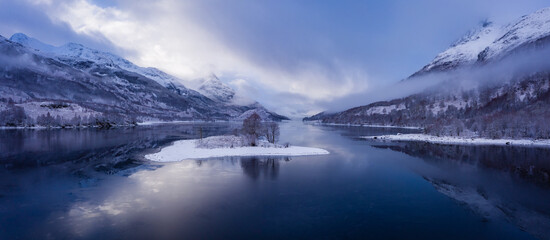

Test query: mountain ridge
[0,33,287,127]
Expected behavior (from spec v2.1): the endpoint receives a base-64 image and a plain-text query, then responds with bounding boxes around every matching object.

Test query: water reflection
[240,157,291,180]
[0,123,238,173]
[370,141,550,239]
[371,142,550,187]
[192,157,291,180]
[0,122,547,239]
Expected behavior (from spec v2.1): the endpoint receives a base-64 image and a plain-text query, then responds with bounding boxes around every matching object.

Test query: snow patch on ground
[427,99,469,115]
[360,104,406,116]
[364,134,550,148]
[145,135,330,162]
[17,101,99,120]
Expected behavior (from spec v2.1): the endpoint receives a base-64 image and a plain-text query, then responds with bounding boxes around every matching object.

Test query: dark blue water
[1,122,549,239]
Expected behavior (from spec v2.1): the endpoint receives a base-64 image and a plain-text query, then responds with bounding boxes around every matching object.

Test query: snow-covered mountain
[413,21,502,75]
[479,7,550,61]
[8,33,288,122]
[9,33,197,97]
[196,74,264,108]
[413,7,550,76]
[0,33,287,127]
[198,74,236,103]
[305,7,550,139]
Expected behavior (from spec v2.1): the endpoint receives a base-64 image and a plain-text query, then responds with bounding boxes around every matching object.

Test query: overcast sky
[0,0,548,117]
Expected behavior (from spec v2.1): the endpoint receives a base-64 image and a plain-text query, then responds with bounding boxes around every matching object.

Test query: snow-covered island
[364,134,550,148]
[145,113,329,162]
[145,135,329,162]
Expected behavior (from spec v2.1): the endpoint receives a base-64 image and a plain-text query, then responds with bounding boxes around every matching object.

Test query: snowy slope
[9,33,192,94]
[417,21,502,74]
[414,7,550,76]
[480,7,550,61]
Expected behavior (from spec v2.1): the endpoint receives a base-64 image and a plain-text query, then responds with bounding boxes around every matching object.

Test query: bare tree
[0,104,26,127]
[264,122,280,144]
[242,113,262,146]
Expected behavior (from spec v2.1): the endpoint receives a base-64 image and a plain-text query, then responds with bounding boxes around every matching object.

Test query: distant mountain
[198,74,236,103]
[305,7,550,139]
[0,33,287,127]
[195,74,289,121]
[302,111,335,122]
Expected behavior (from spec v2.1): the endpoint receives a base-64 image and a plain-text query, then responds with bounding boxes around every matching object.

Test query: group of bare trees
[242,113,280,146]
[0,102,27,126]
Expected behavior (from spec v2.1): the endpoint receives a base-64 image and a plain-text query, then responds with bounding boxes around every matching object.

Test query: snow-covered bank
[305,121,422,130]
[0,123,136,130]
[145,136,330,162]
[363,134,550,148]
[137,120,206,126]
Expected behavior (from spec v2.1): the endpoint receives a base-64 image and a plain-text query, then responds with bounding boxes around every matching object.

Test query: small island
[145,113,329,162]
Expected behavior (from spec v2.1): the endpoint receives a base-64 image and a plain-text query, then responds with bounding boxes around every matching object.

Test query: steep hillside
[0,34,286,127]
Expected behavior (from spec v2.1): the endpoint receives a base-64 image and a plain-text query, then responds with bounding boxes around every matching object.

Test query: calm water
[1,122,549,239]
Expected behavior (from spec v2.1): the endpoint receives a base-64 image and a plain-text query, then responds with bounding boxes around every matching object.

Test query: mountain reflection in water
[371,141,550,239]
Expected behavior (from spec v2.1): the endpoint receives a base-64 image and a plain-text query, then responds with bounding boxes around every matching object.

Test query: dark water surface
[1,122,549,239]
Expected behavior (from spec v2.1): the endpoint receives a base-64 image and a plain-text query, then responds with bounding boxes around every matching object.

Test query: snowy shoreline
[0,124,136,130]
[363,134,550,148]
[305,121,422,130]
[137,120,209,126]
[145,136,330,162]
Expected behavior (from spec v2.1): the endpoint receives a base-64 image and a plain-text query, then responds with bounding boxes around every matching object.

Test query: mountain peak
[479,6,550,61]
[413,22,502,75]
[198,74,236,103]
[9,33,30,42]
[481,19,493,28]
[203,74,222,84]
[9,33,56,53]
